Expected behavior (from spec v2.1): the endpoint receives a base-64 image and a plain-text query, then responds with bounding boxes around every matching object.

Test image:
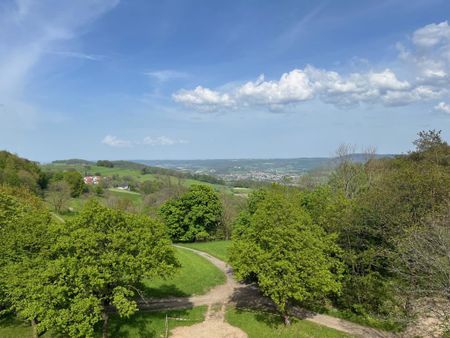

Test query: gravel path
[138,246,395,338]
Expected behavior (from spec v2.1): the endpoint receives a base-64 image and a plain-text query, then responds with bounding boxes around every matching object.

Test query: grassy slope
[226,308,356,338]
[43,163,233,191]
[0,307,207,338]
[0,316,31,338]
[141,247,225,298]
[178,240,231,263]
[102,306,207,338]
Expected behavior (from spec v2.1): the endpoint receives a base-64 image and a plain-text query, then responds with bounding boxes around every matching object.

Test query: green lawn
[108,189,143,204]
[178,240,231,262]
[99,306,206,338]
[226,308,356,338]
[141,247,225,297]
[0,307,207,338]
[0,316,33,338]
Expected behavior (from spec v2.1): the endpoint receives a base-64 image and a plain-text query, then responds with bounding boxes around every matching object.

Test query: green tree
[0,186,55,337]
[63,170,85,197]
[96,160,114,168]
[160,185,223,242]
[0,151,42,193]
[230,187,343,324]
[1,199,179,338]
[46,180,71,213]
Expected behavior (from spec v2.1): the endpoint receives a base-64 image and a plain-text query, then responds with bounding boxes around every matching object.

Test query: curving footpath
[137,246,395,338]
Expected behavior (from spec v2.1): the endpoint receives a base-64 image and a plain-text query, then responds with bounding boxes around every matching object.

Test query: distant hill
[134,155,396,176]
[48,159,225,185]
[52,159,94,165]
[0,150,44,192]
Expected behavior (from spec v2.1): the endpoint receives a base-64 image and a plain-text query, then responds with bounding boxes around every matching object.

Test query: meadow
[142,247,225,297]
[0,307,208,338]
[226,308,356,338]
[178,240,231,262]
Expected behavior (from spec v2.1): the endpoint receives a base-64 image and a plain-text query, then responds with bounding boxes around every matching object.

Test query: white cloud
[173,86,235,110]
[368,69,410,90]
[412,21,450,48]
[173,21,450,112]
[102,135,188,147]
[434,101,450,114]
[102,135,132,148]
[145,70,188,82]
[236,71,313,105]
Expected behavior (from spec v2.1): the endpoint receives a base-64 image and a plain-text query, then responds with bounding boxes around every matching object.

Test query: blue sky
[1,0,450,162]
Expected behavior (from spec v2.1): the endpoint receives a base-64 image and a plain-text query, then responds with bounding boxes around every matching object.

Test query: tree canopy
[230,187,343,324]
[160,184,223,242]
[1,196,179,338]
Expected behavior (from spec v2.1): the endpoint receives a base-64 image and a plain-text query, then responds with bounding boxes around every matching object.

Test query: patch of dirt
[170,303,247,338]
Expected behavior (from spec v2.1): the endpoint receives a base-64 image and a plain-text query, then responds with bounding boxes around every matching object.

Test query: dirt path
[139,246,394,338]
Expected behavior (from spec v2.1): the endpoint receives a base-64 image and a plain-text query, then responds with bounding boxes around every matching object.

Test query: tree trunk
[102,312,109,338]
[283,313,291,326]
[31,318,38,338]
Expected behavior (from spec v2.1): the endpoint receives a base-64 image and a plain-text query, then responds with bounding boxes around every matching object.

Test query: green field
[0,307,207,338]
[100,306,207,338]
[226,308,355,338]
[141,247,225,297]
[42,163,235,194]
[178,240,231,262]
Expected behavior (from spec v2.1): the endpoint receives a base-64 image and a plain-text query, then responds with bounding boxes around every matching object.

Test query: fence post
[165,313,169,338]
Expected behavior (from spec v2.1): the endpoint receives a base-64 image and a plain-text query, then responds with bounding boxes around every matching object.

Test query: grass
[99,306,207,338]
[178,240,231,262]
[43,163,236,194]
[226,307,356,338]
[0,316,33,338]
[108,189,143,205]
[141,247,225,297]
[0,307,207,338]
[325,308,405,332]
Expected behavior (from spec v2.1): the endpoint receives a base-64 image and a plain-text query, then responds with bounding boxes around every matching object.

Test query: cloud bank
[173,21,450,112]
[102,135,188,148]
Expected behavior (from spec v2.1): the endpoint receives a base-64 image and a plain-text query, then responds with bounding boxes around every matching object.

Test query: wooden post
[165,314,169,338]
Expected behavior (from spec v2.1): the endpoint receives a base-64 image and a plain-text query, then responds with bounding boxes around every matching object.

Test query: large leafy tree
[49,201,178,337]
[2,199,179,338]
[0,186,55,337]
[160,184,223,242]
[63,170,85,197]
[230,187,343,324]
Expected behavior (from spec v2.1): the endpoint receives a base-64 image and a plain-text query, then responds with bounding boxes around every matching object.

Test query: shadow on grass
[138,282,189,298]
[229,282,319,329]
[105,308,194,338]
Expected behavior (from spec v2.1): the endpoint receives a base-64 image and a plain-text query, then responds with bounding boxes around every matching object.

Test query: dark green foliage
[96,160,114,168]
[140,180,164,194]
[230,187,343,321]
[0,151,42,193]
[52,159,94,165]
[1,192,179,338]
[324,130,450,322]
[62,171,85,197]
[0,186,55,334]
[160,185,223,242]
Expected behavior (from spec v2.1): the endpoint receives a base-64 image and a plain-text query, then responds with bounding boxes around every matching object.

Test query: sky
[1,0,450,162]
